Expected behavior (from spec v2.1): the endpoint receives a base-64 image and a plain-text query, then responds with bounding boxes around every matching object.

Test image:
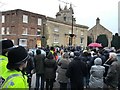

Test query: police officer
[1,46,29,88]
[0,39,14,75]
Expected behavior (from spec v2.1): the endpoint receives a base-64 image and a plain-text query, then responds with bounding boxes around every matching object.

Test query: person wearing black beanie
[7,46,29,70]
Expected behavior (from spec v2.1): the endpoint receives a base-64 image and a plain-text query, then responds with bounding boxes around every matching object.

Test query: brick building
[1,9,46,49]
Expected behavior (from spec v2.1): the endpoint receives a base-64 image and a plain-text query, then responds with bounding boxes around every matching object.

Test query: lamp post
[42,21,46,47]
[69,15,74,46]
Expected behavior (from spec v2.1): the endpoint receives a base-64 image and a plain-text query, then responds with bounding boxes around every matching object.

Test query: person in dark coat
[81,50,92,88]
[34,49,46,90]
[91,50,106,66]
[45,45,50,56]
[25,51,35,88]
[44,52,57,90]
[66,51,87,90]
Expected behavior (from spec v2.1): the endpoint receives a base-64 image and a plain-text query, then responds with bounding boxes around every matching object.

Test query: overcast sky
[0,0,119,34]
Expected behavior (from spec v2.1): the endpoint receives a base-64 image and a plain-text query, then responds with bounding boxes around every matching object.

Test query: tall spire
[64,5,67,10]
[59,4,62,11]
[69,4,74,14]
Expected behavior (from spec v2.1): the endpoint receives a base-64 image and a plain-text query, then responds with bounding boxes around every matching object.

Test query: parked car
[28,48,46,56]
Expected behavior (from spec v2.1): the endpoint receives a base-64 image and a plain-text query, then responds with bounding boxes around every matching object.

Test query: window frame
[23,14,28,23]
[53,34,59,43]
[38,18,42,25]
[22,27,28,35]
[2,15,5,23]
[1,27,5,34]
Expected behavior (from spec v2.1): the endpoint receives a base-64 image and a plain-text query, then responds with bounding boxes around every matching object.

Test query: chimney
[96,17,100,25]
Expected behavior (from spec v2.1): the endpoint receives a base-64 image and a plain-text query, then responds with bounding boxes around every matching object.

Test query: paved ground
[31,73,60,89]
[53,80,60,89]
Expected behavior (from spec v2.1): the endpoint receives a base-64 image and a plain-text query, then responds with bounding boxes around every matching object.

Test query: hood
[94,58,102,65]
[63,52,69,58]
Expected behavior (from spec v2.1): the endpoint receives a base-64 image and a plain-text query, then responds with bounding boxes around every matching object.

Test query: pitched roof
[47,17,89,29]
[89,23,112,34]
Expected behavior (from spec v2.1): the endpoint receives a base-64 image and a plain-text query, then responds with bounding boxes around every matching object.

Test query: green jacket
[0,55,8,75]
[1,70,28,89]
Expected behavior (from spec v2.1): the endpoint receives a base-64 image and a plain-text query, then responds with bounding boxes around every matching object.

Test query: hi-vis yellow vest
[0,55,8,75]
[1,70,28,89]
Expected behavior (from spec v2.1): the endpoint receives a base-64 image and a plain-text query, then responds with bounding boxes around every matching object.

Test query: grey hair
[109,52,117,59]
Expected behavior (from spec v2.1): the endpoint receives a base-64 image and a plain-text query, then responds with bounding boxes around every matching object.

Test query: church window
[64,16,66,21]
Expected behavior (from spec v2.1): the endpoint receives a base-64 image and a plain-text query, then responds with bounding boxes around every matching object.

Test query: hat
[0,39,14,49]
[7,46,29,65]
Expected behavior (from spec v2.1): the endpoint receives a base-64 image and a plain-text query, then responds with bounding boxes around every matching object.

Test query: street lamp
[69,15,74,46]
[41,20,46,47]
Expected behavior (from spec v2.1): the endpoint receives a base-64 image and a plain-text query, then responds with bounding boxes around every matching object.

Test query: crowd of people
[0,39,120,90]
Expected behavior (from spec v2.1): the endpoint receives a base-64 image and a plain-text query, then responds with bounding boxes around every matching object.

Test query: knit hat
[7,46,29,65]
[0,39,14,50]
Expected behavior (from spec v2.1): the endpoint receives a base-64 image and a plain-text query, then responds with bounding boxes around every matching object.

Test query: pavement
[30,73,60,89]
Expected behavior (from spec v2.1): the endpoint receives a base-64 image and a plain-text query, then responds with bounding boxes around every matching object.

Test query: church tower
[56,4,76,24]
